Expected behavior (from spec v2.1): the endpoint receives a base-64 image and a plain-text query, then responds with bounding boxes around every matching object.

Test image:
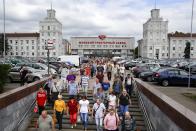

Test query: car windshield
[151,67,160,72]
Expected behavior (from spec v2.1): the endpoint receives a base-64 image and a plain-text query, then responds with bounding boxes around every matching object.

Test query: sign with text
[78,41,127,45]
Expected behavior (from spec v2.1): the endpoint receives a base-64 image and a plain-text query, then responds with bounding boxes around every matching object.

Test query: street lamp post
[188,0,195,88]
[3,0,6,60]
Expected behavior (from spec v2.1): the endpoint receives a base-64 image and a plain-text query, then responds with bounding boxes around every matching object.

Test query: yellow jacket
[54,100,66,112]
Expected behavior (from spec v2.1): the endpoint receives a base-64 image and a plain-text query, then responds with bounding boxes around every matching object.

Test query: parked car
[132,63,160,78]
[153,68,196,87]
[15,63,57,75]
[7,67,48,83]
[140,67,161,82]
[184,63,196,74]
[124,62,138,70]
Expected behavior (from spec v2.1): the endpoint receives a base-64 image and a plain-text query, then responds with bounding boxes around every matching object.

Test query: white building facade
[39,9,65,57]
[6,33,39,58]
[71,35,135,58]
[141,9,168,59]
[168,32,196,59]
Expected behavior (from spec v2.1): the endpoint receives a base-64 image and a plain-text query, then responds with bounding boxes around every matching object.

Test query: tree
[134,46,138,58]
[0,33,9,57]
[184,41,191,59]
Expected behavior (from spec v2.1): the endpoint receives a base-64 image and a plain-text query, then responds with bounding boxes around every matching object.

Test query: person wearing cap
[119,90,131,118]
[53,95,66,131]
[92,98,106,131]
[67,96,79,128]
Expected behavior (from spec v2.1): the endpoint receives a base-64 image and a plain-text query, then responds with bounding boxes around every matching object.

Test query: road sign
[45,40,55,50]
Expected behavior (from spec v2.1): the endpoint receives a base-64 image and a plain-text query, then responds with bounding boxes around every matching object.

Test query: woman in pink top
[104,108,119,131]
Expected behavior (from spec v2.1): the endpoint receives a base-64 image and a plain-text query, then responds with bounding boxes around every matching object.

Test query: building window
[173,47,175,50]
[162,53,164,56]
[42,26,44,30]
[26,46,29,50]
[16,46,18,50]
[10,46,12,49]
[48,26,50,30]
[38,46,40,50]
[32,46,34,50]
[10,52,13,55]
[21,52,23,55]
[53,52,56,55]
[149,46,152,50]
[179,54,181,57]
[21,47,23,50]
[32,40,34,44]
[27,52,29,56]
[16,52,18,55]
[26,40,29,44]
[48,32,50,36]
[15,40,18,44]
[32,52,34,56]
[42,52,44,55]
[10,40,12,43]
[20,40,23,44]
[167,53,168,56]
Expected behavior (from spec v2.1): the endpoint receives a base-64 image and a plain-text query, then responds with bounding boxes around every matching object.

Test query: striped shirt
[81,76,89,86]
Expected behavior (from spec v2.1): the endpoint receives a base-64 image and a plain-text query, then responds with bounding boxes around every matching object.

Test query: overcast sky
[0,0,195,40]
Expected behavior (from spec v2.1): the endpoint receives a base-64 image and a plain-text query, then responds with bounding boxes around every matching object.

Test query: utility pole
[3,0,6,60]
[188,0,195,88]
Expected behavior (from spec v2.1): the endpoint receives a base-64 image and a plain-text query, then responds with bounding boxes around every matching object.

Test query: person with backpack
[119,90,131,118]
[112,76,123,98]
[104,108,120,131]
[92,98,106,131]
[96,71,104,84]
[121,111,136,131]
[125,74,133,96]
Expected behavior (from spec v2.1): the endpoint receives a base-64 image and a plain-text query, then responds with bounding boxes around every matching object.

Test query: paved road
[138,80,196,113]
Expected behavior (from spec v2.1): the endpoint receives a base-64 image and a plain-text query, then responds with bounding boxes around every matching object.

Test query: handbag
[34,105,38,113]
[52,113,57,125]
[93,105,100,117]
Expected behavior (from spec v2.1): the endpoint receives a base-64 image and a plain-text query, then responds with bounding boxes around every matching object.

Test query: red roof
[5,33,40,37]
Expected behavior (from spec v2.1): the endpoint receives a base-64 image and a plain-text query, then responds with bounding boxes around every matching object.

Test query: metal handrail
[13,98,36,131]
[133,80,154,131]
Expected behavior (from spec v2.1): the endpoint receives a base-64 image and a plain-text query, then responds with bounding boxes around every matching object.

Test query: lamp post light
[3,0,6,60]
[188,0,195,88]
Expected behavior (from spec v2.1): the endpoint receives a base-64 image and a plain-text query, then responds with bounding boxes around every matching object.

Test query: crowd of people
[35,58,137,131]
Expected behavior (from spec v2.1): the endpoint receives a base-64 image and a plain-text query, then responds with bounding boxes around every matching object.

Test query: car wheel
[162,80,169,87]
[147,76,152,82]
[33,77,40,82]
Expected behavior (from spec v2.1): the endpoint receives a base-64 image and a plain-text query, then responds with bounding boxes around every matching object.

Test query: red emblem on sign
[98,35,106,40]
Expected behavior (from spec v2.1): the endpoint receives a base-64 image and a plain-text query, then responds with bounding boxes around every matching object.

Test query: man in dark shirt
[20,66,29,86]
[119,90,131,117]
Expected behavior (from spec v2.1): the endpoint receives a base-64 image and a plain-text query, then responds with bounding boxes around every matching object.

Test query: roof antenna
[51,0,53,10]
[155,0,157,9]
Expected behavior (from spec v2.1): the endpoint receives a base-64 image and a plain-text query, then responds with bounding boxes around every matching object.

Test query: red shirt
[67,100,78,114]
[36,91,47,106]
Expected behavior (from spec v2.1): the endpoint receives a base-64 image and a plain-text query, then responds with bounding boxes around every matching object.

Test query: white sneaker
[71,125,73,128]
[74,124,77,127]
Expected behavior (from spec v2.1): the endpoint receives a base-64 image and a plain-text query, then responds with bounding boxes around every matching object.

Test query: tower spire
[51,0,53,10]
[154,0,157,9]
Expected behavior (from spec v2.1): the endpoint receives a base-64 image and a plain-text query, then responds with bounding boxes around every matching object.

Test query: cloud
[0,0,195,41]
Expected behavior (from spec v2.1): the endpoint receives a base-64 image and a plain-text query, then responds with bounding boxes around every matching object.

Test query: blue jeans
[80,113,88,128]
[120,105,128,116]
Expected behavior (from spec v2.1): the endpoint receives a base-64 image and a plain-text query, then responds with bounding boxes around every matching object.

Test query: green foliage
[0,64,11,93]
[134,46,138,58]
[184,42,191,59]
[0,33,9,56]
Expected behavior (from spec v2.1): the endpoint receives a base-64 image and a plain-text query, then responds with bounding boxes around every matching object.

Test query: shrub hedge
[0,64,11,93]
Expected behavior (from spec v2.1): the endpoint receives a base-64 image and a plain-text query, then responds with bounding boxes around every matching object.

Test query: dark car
[184,63,196,74]
[132,63,160,78]
[153,68,196,87]
[140,67,161,82]
[124,62,138,70]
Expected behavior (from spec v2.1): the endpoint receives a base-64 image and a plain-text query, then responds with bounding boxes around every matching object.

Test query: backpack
[114,83,120,93]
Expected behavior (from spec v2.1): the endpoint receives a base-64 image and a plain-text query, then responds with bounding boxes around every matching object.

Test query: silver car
[8,66,48,82]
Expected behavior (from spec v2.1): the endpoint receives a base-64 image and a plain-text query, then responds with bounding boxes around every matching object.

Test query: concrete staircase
[27,90,147,131]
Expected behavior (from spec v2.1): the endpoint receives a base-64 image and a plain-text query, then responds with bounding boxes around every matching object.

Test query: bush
[0,64,11,93]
